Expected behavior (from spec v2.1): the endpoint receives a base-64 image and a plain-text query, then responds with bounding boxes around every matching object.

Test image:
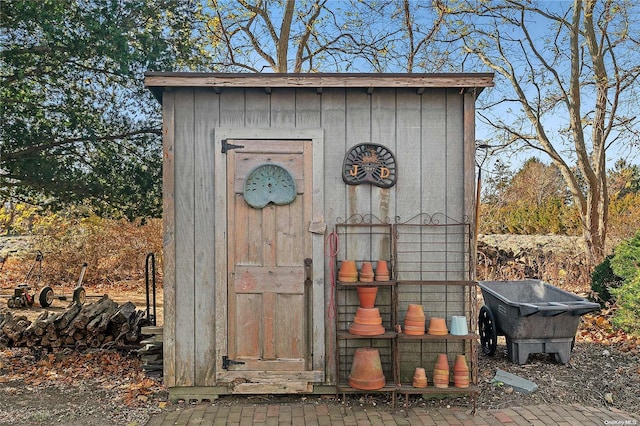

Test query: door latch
[304,258,312,286]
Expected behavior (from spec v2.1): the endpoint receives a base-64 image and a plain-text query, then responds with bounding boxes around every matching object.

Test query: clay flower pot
[359,262,375,283]
[353,307,383,325]
[412,367,428,388]
[375,260,390,281]
[427,317,448,336]
[348,348,386,390]
[453,355,470,388]
[432,354,450,389]
[357,286,378,308]
[338,260,358,282]
[349,308,385,336]
[406,304,425,317]
[403,304,425,335]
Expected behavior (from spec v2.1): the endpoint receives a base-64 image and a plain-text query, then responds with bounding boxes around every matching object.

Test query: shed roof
[144,72,494,100]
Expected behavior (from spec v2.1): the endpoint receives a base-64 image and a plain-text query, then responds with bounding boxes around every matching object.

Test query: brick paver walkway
[146,403,639,425]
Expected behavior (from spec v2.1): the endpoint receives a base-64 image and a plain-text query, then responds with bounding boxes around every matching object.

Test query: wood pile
[0,295,146,349]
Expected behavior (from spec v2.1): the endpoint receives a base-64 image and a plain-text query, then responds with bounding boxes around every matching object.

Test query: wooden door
[225,139,313,391]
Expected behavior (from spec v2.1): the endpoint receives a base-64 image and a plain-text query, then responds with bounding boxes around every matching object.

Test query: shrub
[590,255,623,304]
[610,231,640,282]
[29,210,163,288]
[611,275,640,335]
[609,230,640,335]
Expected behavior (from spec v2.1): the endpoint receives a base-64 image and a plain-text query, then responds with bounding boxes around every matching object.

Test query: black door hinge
[221,139,244,153]
[222,355,246,370]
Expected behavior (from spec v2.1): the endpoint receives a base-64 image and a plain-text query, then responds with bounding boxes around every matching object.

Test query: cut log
[111,301,136,324]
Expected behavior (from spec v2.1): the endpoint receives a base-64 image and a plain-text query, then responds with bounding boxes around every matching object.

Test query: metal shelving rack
[333,213,478,410]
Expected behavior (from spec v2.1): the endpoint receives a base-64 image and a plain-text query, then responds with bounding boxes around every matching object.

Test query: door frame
[213,128,325,383]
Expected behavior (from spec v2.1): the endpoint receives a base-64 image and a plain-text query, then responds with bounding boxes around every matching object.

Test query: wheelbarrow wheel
[73,286,86,305]
[39,286,54,308]
[479,305,497,356]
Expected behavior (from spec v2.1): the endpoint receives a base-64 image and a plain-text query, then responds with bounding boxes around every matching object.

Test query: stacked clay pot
[374,260,390,281]
[412,367,428,388]
[427,317,448,335]
[338,260,358,282]
[359,262,375,282]
[404,304,426,335]
[348,348,386,390]
[432,353,450,389]
[356,286,378,308]
[349,279,383,336]
[453,355,470,388]
[349,307,385,336]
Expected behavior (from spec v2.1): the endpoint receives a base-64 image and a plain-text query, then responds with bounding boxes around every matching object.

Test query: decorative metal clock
[342,143,397,188]
[243,164,297,208]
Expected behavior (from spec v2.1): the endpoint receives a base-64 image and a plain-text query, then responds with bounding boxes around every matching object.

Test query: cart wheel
[479,305,498,356]
[73,286,86,305]
[7,298,14,308]
[39,286,54,308]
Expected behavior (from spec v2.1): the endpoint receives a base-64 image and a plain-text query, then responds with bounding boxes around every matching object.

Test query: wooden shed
[144,73,494,401]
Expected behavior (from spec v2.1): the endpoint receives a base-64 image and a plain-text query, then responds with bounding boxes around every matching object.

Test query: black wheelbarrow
[478,280,600,364]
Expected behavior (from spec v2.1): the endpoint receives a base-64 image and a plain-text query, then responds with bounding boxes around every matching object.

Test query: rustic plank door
[225,139,313,391]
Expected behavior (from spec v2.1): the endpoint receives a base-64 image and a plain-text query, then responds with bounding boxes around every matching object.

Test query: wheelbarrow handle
[77,263,88,287]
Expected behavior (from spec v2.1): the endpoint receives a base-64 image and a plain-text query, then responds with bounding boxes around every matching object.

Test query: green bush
[609,230,640,335]
[610,231,640,281]
[611,274,640,334]
[590,255,623,304]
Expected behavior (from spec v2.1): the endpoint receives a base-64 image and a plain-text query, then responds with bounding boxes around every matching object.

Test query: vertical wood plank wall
[163,86,476,387]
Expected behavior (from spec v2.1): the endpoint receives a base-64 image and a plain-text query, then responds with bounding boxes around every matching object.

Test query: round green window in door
[243,164,297,208]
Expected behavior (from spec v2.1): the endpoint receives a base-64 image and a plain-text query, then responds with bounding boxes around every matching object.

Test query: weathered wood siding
[163,86,476,387]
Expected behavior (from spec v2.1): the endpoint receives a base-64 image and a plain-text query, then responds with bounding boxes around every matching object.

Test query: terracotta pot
[435,353,449,370]
[404,305,425,335]
[403,324,425,336]
[412,367,428,388]
[432,353,450,388]
[348,348,386,390]
[432,374,449,389]
[353,307,383,325]
[357,286,378,308]
[427,317,448,335]
[338,260,358,282]
[404,315,426,323]
[453,355,470,388]
[375,260,390,281]
[349,308,385,335]
[404,319,425,327]
[348,323,385,336]
[406,304,425,318]
[359,262,375,283]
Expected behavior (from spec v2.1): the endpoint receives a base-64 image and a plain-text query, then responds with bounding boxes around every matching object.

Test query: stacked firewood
[138,326,163,375]
[0,295,146,349]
